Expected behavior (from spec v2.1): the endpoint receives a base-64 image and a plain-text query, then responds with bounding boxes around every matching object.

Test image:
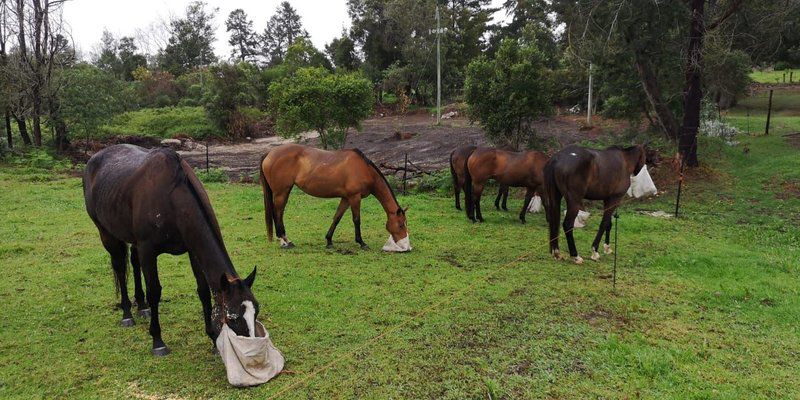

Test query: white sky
[63,0,510,60]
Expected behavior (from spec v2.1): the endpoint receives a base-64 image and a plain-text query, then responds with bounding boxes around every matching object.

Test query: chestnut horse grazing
[84,145,259,356]
[259,144,410,251]
[464,148,548,223]
[543,145,645,264]
[449,145,508,211]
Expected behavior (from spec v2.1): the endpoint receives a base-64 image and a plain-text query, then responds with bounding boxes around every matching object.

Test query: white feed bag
[563,210,591,228]
[382,235,412,252]
[627,165,658,198]
[216,321,285,387]
[527,195,543,213]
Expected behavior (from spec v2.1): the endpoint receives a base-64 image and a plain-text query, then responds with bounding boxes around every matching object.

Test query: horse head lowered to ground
[83,144,260,355]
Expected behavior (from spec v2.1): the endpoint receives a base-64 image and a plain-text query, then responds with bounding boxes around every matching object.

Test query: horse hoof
[210,346,220,356]
[591,251,600,261]
[138,308,151,318]
[574,256,584,265]
[604,244,613,255]
[519,219,526,224]
[360,243,370,250]
[281,242,295,249]
[152,346,170,357]
[326,243,334,249]
[120,318,135,327]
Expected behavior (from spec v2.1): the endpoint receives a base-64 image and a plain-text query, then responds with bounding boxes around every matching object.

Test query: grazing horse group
[83,139,648,357]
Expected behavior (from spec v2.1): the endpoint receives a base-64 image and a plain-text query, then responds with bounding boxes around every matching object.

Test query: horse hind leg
[519,187,535,224]
[273,189,295,249]
[473,183,486,222]
[100,232,134,327]
[137,245,169,356]
[562,197,583,264]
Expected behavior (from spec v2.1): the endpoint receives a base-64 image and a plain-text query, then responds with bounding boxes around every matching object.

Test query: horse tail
[464,154,474,221]
[542,160,561,253]
[259,154,275,242]
[449,150,458,194]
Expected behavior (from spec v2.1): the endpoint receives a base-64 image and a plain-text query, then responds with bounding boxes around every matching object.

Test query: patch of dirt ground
[178,113,618,179]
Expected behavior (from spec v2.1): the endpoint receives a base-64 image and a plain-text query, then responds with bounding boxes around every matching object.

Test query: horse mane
[156,148,227,252]
[350,148,399,206]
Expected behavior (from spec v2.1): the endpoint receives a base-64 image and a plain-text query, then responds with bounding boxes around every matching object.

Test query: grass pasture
[1,126,800,399]
[749,69,800,84]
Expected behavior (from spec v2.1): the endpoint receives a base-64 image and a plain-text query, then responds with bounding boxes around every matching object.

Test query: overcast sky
[63,0,510,60]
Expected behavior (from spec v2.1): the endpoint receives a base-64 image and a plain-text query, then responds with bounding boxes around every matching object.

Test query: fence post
[790,71,794,84]
[402,153,408,194]
[205,139,210,174]
[765,89,774,136]
[612,211,619,292]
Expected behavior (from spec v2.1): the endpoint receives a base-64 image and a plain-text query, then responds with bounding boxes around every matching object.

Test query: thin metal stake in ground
[765,89,774,136]
[205,140,210,174]
[402,153,408,194]
[613,211,619,292]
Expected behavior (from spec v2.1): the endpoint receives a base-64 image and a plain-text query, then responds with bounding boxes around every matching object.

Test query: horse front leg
[519,187,535,224]
[326,198,350,248]
[591,207,614,261]
[130,246,149,317]
[501,185,509,211]
[348,196,368,249]
[494,186,504,211]
[137,245,169,356]
[604,197,622,255]
[189,253,216,352]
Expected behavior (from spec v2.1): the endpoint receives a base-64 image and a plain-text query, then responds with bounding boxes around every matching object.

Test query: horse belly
[294,175,349,198]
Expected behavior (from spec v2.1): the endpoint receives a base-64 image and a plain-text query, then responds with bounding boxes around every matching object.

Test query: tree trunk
[679,0,705,168]
[14,114,31,145]
[31,84,42,146]
[634,50,680,140]
[4,110,11,148]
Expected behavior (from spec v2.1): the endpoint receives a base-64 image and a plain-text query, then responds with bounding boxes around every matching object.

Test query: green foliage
[158,1,218,76]
[262,1,308,65]
[195,167,229,183]
[269,67,373,149]
[101,106,222,139]
[226,9,260,63]
[134,69,180,107]
[774,61,793,71]
[175,69,213,107]
[283,37,332,73]
[59,64,137,141]
[204,62,261,137]
[325,31,359,71]
[704,41,752,108]
[464,36,553,148]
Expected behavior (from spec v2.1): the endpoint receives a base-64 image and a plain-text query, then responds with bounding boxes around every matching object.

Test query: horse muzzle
[382,235,412,252]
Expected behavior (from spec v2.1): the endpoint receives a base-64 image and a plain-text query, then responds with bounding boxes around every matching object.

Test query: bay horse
[543,144,646,264]
[464,148,548,223]
[259,144,410,251]
[449,145,509,211]
[83,144,258,356]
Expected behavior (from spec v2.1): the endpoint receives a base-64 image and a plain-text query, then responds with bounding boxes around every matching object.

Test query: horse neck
[622,148,642,175]
[370,171,400,216]
[176,191,236,291]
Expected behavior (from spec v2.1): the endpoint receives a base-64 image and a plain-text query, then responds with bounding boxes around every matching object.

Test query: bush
[774,61,792,71]
[204,62,262,138]
[101,106,222,139]
[269,67,373,149]
[195,167,229,183]
[464,34,553,149]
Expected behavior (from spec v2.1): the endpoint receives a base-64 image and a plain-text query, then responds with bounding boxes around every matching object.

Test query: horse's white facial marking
[570,152,577,157]
[604,244,613,255]
[242,300,256,338]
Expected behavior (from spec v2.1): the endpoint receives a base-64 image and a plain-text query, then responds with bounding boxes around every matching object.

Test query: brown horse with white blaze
[449,145,509,211]
[543,144,646,264]
[259,144,410,251]
[464,148,548,223]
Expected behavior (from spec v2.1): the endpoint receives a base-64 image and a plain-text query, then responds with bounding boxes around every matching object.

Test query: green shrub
[413,171,453,196]
[101,106,222,139]
[195,167,229,183]
[774,61,791,71]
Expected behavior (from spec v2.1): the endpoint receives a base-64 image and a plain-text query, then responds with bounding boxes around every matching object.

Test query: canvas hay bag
[627,165,658,198]
[216,321,285,387]
[382,235,411,252]
[563,210,591,228]
[527,195,543,213]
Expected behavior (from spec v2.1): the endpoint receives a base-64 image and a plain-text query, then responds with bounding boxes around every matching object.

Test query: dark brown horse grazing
[543,144,646,264]
[83,144,258,356]
[449,145,509,211]
[464,148,548,223]
[259,144,410,251]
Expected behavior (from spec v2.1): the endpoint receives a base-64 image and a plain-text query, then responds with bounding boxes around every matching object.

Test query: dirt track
[179,113,596,179]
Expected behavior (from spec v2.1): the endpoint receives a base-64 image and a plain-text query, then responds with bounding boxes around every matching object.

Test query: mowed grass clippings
[1,129,800,398]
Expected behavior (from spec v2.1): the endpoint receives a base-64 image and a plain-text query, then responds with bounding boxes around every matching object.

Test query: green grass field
[750,69,800,84]
[1,107,800,398]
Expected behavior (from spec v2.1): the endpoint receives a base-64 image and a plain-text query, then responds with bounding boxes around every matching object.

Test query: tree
[226,9,259,62]
[283,36,331,73]
[159,1,218,76]
[117,37,146,81]
[325,29,359,71]
[0,0,12,148]
[262,1,308,65]
[269,67,373,149]
[204,62,260,137]
[59,63,134,143]
[94,30,119,74]
[464,36,553,149]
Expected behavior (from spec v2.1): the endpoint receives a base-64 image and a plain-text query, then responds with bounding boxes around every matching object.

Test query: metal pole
[587,63,593,126]
[402,153,408,194]
[435,4,441,125]
[612,211,619,292]
[765,89,773,136]
[674,155,685,218]
[205,139,209,174]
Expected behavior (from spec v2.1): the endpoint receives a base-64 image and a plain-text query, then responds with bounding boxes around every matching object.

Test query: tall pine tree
[226,9,259,62]
[262,1,308,65]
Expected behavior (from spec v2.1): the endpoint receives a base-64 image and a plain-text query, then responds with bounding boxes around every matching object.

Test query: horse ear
[244,266,257,288]
[220,273,230,293]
